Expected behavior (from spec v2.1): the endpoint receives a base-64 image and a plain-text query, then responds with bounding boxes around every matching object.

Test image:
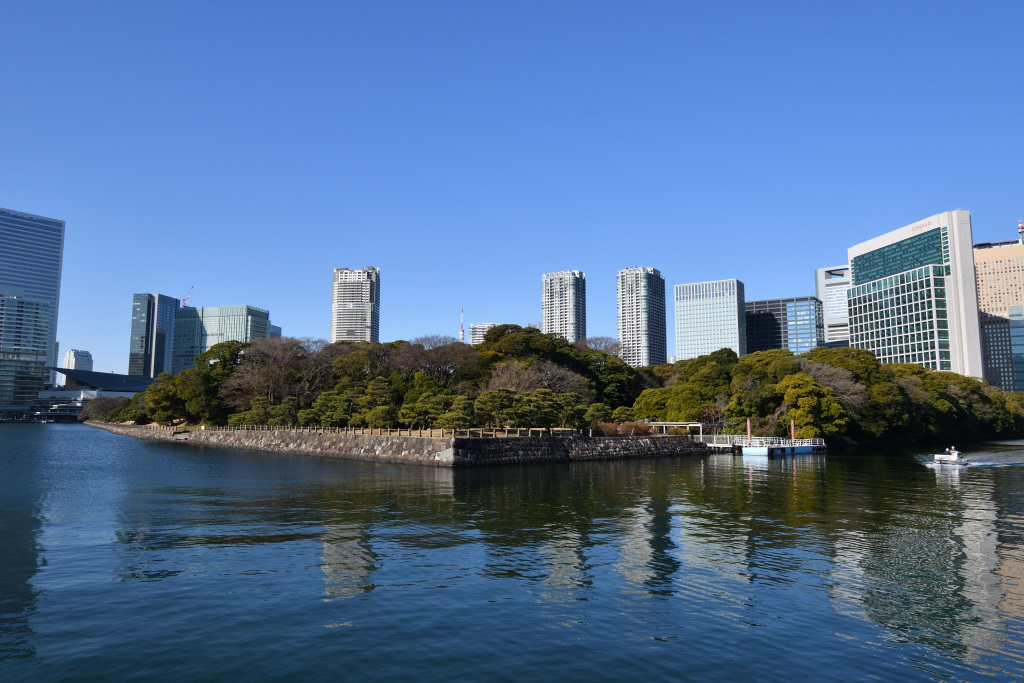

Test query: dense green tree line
[84,326,652,431]
[632,346,1024,445]
[82,328,1024,445]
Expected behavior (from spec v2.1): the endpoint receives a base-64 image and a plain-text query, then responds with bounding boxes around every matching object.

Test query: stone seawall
[449,435,707,466]
[88,423,707,467]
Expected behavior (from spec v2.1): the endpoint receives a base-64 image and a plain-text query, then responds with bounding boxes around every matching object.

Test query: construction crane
[182,285,195,307]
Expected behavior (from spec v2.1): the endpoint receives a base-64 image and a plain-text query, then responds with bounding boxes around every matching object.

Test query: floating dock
[690,434,826,456]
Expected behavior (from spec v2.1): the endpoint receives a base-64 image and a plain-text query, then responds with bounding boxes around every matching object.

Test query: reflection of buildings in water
[828,531,870,620]
[957,492,1003,658]
[614,498,680,597]
[0,503,42,660]
[321,522,377,601]
[539,528,589,605]
[829,475,1005,657]
[992,469,1024,648]
[994,538,1024,639]
[671,502,753,618]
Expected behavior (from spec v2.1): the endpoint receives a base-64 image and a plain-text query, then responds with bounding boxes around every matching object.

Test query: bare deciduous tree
[798,358,869,416]
[411,335,460,350]
[487,359,592,398]
[577,336,621,357]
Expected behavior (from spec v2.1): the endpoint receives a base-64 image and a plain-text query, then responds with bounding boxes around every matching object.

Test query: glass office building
[847,210,983,376]
[674,279,746,361]
[617,267,667,368]
[128,293,180,378]
[745,297,824,355]
[0,289,51,407]
[0,208,65,389]
[541,270,586,343]
[173,305,274,373]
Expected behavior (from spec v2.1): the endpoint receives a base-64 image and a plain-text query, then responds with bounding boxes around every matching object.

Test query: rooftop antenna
[182,285,194,307]
[1018,220,1023,245]
[459,307,465,343]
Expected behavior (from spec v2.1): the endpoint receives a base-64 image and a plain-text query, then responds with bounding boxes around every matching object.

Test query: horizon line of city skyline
[6,203,1024,390]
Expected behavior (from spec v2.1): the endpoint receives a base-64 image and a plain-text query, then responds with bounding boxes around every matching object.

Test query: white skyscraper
[617,267,667,368]
[675,279,746,360]
[62,349,93,372]
[541,270,586,343]
[331,267,380,343]
[470,322,497,346]
[815,265,852,346]
[847,210,982,377]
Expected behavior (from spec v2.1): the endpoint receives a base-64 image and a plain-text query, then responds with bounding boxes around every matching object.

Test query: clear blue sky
[2,1,1022,373]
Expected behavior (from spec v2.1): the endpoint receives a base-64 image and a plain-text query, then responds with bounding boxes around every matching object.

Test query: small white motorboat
[933,447,966,464]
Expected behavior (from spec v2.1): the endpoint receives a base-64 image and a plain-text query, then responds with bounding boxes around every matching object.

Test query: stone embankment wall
[449,435,706,466]
[90,422,455,465]
[88,423,707,468]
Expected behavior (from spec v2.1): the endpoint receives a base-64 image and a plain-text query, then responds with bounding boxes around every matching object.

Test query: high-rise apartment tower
[847,210,983,376]
[470,322,497,346]
[332,267,380,343]
[541,270,586,343]
[617,267,667,368]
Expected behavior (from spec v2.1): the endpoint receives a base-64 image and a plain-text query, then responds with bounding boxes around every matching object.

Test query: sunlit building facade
[173,305,275,373]
[675,279,746,360]
[847,210,983,376]
[470,322,496,346]
[0,207,65,387]
[617,267,667,368]
[974,236,1024,391]
[815,265,851,347]
[0,289,51,407]
[332,267,380,343]
[541,270,586,343]
[61,349,93,386]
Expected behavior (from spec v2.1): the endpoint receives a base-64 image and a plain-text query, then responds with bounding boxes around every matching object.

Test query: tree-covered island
[84,324,1024,446]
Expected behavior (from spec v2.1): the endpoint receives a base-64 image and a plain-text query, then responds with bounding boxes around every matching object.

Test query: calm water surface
[3,425,1024,680]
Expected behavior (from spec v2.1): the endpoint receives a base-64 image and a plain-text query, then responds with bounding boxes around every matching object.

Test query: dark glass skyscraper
[0,207,65,403]
[745,297,824,355]
[128,293,180,377]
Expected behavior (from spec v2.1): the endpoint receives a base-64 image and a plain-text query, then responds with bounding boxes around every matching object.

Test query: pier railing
[691,435,825,448]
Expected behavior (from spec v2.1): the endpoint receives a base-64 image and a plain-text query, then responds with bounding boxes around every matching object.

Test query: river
[2,424,1024,680]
